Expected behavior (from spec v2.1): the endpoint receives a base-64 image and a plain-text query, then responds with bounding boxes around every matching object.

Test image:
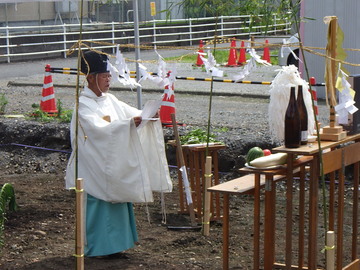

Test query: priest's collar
[82,86,107,100]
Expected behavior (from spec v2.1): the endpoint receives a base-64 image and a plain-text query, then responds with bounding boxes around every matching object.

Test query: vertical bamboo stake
[326,231,335,270]
[74,1,84,269]
[203,156,212,236]
[75,178,84,270]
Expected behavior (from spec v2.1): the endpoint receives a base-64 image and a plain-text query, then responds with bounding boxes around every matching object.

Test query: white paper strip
[180,165,193,204]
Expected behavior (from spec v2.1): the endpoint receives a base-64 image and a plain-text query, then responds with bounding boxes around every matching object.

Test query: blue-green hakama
[84,194,138,257]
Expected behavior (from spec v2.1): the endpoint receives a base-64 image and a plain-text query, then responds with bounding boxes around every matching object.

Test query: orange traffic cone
[40,64,58,114]
[160,82,184,127]
[160,83,176,126]
[262,39,271,63]
[226,38,238,67]
[195,40,204,66]
[237,40,246,65]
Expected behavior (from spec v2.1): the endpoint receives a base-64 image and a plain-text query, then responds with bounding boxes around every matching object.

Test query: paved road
[0,53,278,99]
[0,36,291,98]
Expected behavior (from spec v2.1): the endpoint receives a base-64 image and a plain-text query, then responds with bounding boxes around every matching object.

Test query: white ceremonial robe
[65,86,172,203]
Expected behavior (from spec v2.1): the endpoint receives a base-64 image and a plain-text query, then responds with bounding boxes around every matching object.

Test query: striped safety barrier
[47,66,326,87]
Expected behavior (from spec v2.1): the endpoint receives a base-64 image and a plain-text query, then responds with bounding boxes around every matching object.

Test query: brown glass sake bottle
[297,85,308,145]
[284,86,301,148]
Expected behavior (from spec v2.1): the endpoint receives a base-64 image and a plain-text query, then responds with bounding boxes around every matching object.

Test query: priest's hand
[133,116,142,127]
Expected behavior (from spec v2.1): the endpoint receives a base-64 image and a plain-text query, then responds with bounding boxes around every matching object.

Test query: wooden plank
[308,155,320,269]
[344,142,360,165]
[342,259,360,270]
[212,150,221,219]
[285,153,294,268]
[253,173,261,270]
[329,171,336,231]
[337,163,345,269]
[352,163,359,260]
[322,125,344,134]
[272,134,360,155]
[222,194,229,270]
[264,175,277,270]
[298,165,306,269]
[322,147,343,174]
[273,262,323,269]
[208,173,285,194]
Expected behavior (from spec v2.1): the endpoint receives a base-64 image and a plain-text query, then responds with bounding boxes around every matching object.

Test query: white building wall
[301,0,360,98]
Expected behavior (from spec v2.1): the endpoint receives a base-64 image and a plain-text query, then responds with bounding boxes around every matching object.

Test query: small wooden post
[75,178,84,270]
[326,231,335,270]
[203,156,212,236]
[321,16,346,141]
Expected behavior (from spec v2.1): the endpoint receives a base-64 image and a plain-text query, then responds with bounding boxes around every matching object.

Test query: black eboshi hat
[81,50,109,75]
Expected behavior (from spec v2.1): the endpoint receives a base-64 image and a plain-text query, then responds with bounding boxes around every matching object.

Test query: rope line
[64,39,360,67]
[0,143,71,154]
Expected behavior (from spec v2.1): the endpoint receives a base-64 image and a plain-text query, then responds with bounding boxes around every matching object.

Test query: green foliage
[0,183,18,248]
[28,99,72,123]
[56,99,73,123]
[163,0,299,36]
[0,93,8,115]
[180,128,222,145]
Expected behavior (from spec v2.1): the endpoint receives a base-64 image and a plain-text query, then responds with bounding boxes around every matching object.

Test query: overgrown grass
[28,99,72,123]
[0,93,8,115]
[0,183,18,248]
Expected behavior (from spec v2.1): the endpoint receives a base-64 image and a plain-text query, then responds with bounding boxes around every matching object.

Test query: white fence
[0,14,291,63]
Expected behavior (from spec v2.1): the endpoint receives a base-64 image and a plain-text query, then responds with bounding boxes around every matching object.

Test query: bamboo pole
[326,231,335,270]
[75,178,84,270]
[75,2,84,269]
[203,156,212,236]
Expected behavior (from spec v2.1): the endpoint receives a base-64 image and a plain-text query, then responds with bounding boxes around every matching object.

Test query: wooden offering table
[209,134,360,270]
[208,156,312,270]
[272,134,360,270]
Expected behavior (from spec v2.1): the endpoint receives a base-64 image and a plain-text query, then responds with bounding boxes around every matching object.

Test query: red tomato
[263,149,271,156]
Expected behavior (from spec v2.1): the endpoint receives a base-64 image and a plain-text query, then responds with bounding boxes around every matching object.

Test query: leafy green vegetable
[180,128,221,145]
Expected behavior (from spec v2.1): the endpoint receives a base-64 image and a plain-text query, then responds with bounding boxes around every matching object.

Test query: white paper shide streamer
[179,166,193,205]
[268,65,315,142]
[335,69,358,124]
[233,47,272,82]
[107,46,140,89]
[138,51,177,90]
[198,49,224,77]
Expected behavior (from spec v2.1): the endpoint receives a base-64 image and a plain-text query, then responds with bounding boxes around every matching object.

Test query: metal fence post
[63,23,67,59]
[112,22,116,54]
[189,18,192,46]
[5,25,10,63]
[220,16,224,37]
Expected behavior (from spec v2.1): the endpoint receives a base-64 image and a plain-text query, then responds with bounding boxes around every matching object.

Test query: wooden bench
[217,172,287,195]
